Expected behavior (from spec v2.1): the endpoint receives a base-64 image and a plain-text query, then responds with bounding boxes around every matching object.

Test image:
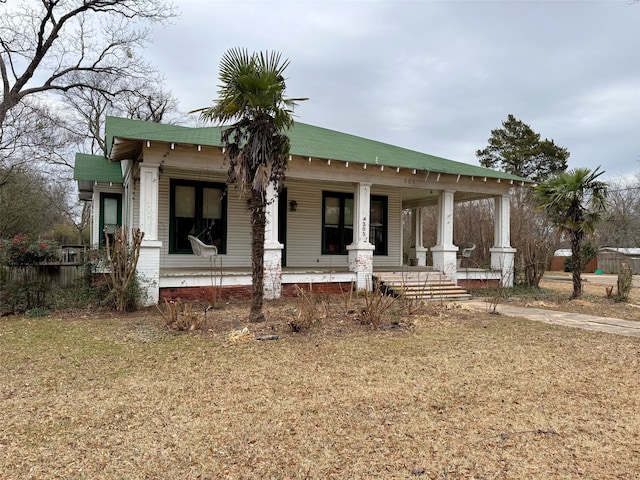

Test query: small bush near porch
[1,297,638,479]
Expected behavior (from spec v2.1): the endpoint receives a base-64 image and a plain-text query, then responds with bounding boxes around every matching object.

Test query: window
[170,180,226,254]
[322,192,387,255]
[99,193,122,246]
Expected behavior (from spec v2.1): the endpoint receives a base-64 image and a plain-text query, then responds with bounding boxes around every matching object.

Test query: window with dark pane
[170,180,226,254]
[99,193,122,246]
[322,192,386,255]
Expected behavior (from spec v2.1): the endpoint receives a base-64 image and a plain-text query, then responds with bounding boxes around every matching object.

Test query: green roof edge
[74,152,124,183]
[104,116,531,183]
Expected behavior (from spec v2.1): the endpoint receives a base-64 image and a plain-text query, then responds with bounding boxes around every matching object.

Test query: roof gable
[73,153,124,183]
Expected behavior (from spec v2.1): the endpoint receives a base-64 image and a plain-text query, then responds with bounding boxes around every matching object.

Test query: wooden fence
[596,253,640,274]
[1,263,86,289]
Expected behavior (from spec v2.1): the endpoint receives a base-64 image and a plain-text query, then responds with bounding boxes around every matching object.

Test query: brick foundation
[160,286,251,302]
[458,278,500,289]
[159,282,355,303]
[281,282,354,297]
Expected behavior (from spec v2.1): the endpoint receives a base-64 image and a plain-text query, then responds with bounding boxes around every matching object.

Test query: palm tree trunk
[249,189,266,322]
[570,229,583,299]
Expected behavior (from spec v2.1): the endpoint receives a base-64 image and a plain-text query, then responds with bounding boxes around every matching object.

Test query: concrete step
[374,271,471,301]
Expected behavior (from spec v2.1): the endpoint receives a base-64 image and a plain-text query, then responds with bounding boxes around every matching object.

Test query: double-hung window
[322,192,387,255]
[169,180,226,254]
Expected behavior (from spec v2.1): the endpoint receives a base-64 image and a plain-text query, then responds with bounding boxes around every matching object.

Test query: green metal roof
[73,153,124,183]
[105,116,530,182]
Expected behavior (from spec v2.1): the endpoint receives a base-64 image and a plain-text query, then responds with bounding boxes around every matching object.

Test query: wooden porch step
[373,271,471,301]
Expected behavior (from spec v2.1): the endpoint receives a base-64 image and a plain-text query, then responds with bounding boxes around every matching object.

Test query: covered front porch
[157,264,501,303]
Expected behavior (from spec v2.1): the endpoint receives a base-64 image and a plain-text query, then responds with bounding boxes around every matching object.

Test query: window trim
[321,191,388,256]
[169,179,227,254]
[98,192,122,247]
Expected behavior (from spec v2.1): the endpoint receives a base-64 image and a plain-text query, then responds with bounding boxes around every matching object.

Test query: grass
[1,301,639,479]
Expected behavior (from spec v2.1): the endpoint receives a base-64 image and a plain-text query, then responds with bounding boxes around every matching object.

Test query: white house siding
[158,168,253,269]
[283,180,402,269]
[135,144,400,271]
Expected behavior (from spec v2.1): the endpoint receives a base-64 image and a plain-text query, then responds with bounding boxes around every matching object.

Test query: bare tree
[0,0,177,168]
[1,0,179,242]
[596,174,640,247]
[61,72,184,156]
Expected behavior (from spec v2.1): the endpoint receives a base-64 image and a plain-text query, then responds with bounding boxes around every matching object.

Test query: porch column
[490,194,516,286]
[431,190,458,281]
[347,182,375,290]
[137,165,161,305]
[264,183,284,299]
[408,207,428,266]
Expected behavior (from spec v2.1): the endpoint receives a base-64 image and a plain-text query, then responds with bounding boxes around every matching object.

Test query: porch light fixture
[289,200,298,212]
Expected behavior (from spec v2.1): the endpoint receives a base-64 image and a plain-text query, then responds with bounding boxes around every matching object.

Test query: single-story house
[74,116,531,305]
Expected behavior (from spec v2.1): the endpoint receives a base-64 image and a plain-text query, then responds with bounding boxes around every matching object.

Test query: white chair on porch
[188,235,218,258]
[456,243,476,268]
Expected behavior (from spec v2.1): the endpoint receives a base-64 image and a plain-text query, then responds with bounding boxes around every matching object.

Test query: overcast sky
[145,0,640,181]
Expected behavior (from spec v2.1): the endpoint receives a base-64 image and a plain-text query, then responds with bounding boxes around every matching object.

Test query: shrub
[157,300,205,331]
[616,263,633,302]
[103,227,144,312]
[0,234,59,315]
[288,285,326,332]
[1,233,58,266]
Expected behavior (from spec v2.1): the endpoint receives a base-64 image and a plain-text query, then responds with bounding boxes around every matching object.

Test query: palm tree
[535,167,608,299]
[194,48,306,322]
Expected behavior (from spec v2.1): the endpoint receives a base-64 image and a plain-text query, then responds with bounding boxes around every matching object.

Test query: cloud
[145,0,640,179]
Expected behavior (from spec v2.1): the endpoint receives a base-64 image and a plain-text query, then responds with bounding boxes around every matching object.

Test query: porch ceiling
[400,187,496,208]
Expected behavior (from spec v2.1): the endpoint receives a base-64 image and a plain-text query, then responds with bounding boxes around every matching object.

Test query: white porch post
[408,207,428,266]
[264,183,283,299]
[137,165,161,305]
[431,190,458,281]
[490,194,516,286]
[347,182,375,290]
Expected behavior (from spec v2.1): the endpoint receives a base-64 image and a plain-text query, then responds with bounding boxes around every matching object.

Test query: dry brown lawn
[1,287,639,479]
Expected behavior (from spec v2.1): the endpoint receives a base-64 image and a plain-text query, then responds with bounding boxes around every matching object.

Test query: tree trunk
[570,229,583,299]
[249,189,266,323]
